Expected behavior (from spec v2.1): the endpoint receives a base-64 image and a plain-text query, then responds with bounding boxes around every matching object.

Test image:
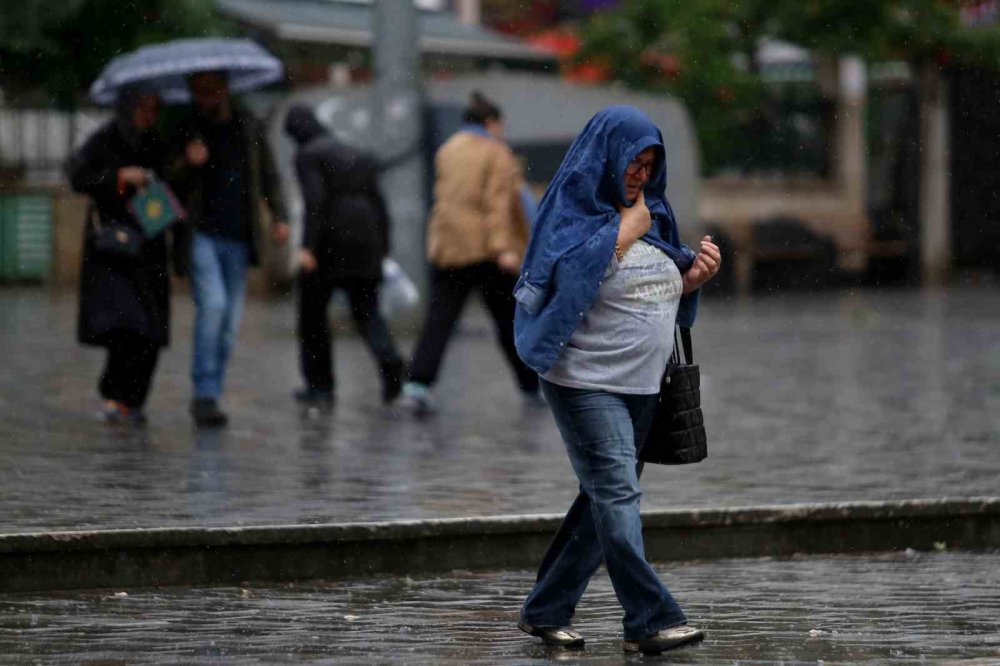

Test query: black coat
[66,122,171,348]
[168,107,287,268]
[294,136,390,279]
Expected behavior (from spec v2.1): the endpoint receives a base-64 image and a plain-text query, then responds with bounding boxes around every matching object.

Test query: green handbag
[128,177,185,237]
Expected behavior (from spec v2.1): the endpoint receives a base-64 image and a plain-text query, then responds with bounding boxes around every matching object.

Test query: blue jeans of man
[191,232,249,400]
[520,379,687,640]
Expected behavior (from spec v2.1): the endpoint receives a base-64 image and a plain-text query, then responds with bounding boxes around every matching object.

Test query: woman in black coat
[66,87,171,423]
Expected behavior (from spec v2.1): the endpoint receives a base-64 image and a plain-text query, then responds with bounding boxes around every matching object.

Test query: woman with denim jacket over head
[513,106,721,655]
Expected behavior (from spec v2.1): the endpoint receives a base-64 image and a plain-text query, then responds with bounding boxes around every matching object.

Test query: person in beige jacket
[401,92,540,415]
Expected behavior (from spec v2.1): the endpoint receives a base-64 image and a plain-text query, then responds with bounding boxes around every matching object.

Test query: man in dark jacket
[170,71,289,427]
[283,105,404,406]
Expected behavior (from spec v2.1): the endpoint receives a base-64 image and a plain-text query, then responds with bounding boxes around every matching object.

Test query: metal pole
[372,0,428,301]
[372,0,422,161]
[456,0,481,25]
[374,0,420,99]
[918,63,951,287]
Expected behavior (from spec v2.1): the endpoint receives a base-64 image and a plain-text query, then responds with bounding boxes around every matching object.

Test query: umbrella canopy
[90,38,284,106]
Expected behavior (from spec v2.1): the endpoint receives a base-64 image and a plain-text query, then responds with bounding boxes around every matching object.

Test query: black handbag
[639,326,708,465]
[89,206,144,260]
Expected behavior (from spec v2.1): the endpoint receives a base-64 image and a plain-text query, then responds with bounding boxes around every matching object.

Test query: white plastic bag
[380,257,420,318]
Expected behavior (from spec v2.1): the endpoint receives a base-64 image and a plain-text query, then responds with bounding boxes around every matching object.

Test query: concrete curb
[2,498,998,592]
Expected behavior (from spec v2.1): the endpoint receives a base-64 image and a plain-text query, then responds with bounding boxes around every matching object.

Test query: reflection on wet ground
[1,287,998,532]
[2,553,998,663]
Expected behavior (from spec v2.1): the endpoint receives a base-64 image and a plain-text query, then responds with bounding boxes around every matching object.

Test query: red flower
[640,50,682,81]
[715,86,735,103]
[527,30,582,57]
[566,62,613,83]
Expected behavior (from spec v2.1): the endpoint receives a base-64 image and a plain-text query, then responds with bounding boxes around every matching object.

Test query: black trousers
[99,331,160,409]
[298,272,403,393]
[408,261,539,392]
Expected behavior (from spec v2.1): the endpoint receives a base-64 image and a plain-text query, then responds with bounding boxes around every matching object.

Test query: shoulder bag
[89,205,144,260]
[639,326,708,465]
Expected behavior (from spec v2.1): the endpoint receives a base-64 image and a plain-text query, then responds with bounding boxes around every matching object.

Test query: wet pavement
[2,551,998,663]
[1,286,999,533]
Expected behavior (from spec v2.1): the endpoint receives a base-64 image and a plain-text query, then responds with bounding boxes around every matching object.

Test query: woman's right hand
[618,190,651,248]
[299,248,318,273]
[118,166,150,188]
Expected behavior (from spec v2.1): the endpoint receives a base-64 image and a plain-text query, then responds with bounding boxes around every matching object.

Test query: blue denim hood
[513,105,700,375]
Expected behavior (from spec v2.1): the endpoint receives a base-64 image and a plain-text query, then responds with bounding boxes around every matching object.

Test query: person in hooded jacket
[513,106,721,655]
[283,105,404,406]
[399,92,538,416]
[66,86,172,424]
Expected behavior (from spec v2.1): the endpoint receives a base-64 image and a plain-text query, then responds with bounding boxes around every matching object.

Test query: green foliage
[0,0,236,108]
[579,0,767,172]
[0,1,83,57]
[577,0,1000,174]
[762,0,896,56]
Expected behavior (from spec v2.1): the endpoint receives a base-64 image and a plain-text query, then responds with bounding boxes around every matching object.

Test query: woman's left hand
[682,236,721,294]
[496,250,521,275]
[299,248,318,273]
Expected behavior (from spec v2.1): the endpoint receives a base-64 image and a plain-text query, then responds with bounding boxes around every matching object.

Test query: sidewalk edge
[2,497,998,592]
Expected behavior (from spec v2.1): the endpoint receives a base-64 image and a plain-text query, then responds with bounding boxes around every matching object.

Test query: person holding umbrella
[88,38,290,426]
[65,85,173,423]
[169,70,290,427]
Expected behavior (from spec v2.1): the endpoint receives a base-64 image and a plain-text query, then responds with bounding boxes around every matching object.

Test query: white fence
[0,108,112,183]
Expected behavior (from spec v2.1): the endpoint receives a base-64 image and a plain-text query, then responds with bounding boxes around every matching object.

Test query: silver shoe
[518,621,585,649]
[623,625,705,654]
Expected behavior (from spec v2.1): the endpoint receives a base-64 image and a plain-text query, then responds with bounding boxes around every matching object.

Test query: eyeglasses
[625,160,655,177]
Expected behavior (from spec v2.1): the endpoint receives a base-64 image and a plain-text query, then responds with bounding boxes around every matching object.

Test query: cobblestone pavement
[2,552,998,664]
[1,287,999,533]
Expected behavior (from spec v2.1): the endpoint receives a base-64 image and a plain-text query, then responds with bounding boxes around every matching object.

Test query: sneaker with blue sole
[399,382,436,417]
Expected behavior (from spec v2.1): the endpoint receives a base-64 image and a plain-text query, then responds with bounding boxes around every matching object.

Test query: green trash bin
[0,194,53,282]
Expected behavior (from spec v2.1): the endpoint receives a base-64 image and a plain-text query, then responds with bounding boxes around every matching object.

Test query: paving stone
[1,552,998,664]
[1,287,998,533]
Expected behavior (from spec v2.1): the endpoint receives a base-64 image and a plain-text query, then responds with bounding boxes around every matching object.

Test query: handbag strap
[671,326,694,365]
[87,204,102,232]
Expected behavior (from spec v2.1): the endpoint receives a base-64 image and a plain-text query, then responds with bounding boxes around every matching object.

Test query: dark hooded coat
[284,105,390,279]
[66,110,171,348]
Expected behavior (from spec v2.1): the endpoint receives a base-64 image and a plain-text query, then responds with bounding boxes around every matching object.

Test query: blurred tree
[0,0,234,108]
[482,0,563,34]
[578,0,768,173]
[0,1,81,59]
[576,0,1000,174]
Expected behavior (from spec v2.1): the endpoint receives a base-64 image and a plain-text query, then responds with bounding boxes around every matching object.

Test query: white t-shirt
[542,239,683,394]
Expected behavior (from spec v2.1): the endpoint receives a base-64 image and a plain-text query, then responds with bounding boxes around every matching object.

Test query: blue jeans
[191,232,249,400]
[520,379,687,640]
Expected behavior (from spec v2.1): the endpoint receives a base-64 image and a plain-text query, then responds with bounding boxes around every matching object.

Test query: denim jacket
[513,106,700,375]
